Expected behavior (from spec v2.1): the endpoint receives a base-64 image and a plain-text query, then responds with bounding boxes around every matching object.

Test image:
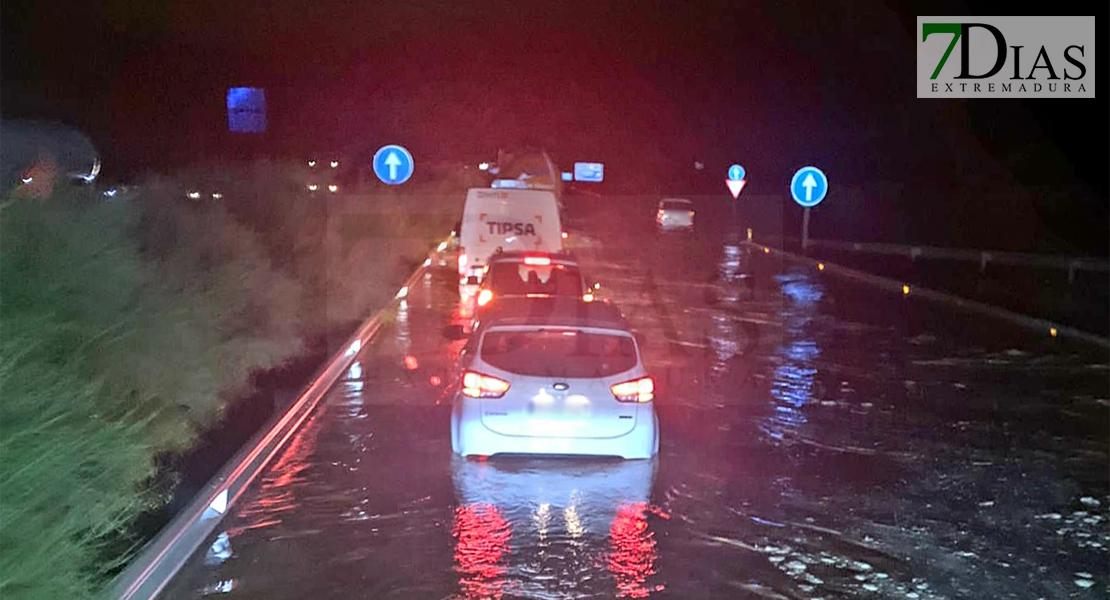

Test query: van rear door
[458,189,563,285]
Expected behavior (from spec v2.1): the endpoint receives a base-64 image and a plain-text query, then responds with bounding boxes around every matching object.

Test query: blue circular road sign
[728,164,746,181]
[372,144,415,185]
[790,166,828,208]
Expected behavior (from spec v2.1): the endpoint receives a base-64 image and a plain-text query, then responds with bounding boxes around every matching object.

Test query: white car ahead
[655,198,695,231]
[445,298,659,460]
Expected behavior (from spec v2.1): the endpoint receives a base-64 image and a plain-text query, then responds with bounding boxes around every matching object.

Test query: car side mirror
[442,324,468,340]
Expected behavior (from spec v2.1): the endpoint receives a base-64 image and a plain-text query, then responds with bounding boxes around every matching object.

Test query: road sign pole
[801,208,811,252]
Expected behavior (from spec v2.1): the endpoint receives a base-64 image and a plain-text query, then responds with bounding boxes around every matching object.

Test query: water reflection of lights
[230,412,325,535]
[453,504,511,600]
[720,243,741,280]
[709,313,739,379]
[707,240,751,380]
[452,457,662,599]
[609,502,663,598]
[535,503,551,541]
[564,504,585,539]
[199,579,236,595]
[395,299,411,356]
[204,531,232,566]
[344,361,364,407]
[762,271,824,440]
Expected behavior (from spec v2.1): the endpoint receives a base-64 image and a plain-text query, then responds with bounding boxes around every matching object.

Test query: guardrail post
[980,252,991,274]
[1068,261,1077,285]
[910,247,921,262]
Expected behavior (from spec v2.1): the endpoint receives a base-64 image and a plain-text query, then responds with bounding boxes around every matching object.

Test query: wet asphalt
[161,193,1108,600]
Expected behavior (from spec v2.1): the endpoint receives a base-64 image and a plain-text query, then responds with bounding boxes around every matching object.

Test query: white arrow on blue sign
[373,144,415,185]
[728,164,745,181]
[789,166,828,208]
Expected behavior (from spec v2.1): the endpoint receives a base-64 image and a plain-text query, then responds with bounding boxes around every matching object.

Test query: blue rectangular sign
[560,171,573,181]
[574,162,604,182]
[227,87,267,133]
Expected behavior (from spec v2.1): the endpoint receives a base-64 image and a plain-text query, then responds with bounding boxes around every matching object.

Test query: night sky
[2,1,1107,249]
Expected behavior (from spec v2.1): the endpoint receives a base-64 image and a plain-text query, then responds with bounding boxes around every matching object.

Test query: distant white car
[446,298,659,460]
[655,198,695,231]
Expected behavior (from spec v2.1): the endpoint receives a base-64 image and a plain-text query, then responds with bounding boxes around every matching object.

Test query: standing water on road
[161,195,1107,599]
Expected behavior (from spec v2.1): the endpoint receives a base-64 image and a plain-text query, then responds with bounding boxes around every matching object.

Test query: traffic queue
[441,185,660,460]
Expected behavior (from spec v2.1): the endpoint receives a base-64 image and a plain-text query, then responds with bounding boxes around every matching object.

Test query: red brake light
[462,370,511,398]
[477,289,493,307]
[689,210,695,217]
[561,231,568,239]
[611,377,654,403]
[523,256,551,266]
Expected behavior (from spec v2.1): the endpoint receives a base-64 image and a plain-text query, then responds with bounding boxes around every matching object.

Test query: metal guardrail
[745,240,1110,349]
[107,261,434,600]
[788,238,1109,282]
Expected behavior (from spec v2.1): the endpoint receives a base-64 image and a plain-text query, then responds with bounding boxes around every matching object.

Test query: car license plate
[528,400,590,417]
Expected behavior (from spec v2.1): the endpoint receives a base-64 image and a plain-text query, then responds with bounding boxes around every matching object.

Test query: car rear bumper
[657,221,693,230]
[452,398,659,460]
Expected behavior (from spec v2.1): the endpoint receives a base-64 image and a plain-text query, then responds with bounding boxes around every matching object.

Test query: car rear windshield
[485,263,584,296]
[661,200,691,210]
[479,330,637,377]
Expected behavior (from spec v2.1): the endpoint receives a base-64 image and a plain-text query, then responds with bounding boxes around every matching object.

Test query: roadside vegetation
[0,161,469,599]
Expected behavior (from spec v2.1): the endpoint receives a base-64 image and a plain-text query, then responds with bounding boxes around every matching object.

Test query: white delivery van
[457,188,563,296]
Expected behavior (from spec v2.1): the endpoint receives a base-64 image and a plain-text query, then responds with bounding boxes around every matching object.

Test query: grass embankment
[0,161,469,599]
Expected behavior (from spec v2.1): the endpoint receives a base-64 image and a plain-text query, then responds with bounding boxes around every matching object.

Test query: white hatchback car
[445,298,659,460]
[655,198,695,231]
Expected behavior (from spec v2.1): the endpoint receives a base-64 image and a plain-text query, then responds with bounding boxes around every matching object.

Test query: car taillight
[462,370,510,398]
[459,252,468,271]
[688,210,695,218]
[476,289,493,307]
[561,231,568,239]
[524,256,551,266]
[611,377,654,403]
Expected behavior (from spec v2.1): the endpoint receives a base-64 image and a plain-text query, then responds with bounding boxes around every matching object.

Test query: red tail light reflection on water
[453,504,512,599]
[609,502,664,598]
[230,412,325,534]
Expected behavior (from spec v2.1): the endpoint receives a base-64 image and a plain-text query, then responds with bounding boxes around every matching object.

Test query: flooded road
[162,194,1108,599]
